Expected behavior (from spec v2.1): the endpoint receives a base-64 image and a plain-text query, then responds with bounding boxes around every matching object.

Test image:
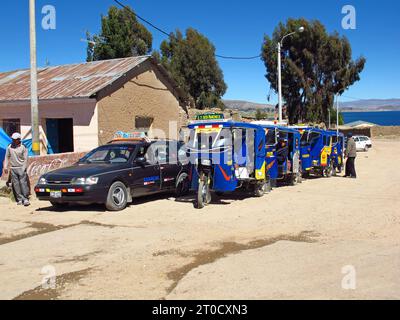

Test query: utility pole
[29,0,40,155]
[336,94,340,136]
[277,42,283,123]
[328,109,331,129]
[277,26,305,124]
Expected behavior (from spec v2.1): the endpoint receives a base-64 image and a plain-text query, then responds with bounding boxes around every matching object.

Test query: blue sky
[1,0,399,104]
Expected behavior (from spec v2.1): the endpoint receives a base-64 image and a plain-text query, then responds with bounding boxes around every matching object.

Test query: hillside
[223,100,275,111]
[340,99,400,111]
[223,99,400,112]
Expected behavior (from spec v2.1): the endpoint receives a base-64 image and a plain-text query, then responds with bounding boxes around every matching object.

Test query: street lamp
[277,26,304,123]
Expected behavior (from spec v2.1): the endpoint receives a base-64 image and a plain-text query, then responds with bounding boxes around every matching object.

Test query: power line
[114,0,170,37]
[113,0,261,60]
[341,94,366,101]
[215,54,261,60]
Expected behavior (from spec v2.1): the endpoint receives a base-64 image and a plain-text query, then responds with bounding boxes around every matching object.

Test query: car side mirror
[135,157,146,166]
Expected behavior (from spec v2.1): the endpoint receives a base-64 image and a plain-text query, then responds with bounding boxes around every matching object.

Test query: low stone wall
[26,152,87,185]
[340,128,372,137]
[339,126,400,138]
[371,126,400,138]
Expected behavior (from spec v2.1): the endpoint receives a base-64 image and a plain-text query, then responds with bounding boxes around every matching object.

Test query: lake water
[342,111,400,126]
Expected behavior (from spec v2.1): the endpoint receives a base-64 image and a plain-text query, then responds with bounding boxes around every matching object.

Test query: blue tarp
[0,128,54,173]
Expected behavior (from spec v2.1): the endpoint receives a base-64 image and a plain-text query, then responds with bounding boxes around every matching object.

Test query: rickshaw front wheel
[196,173,211,209]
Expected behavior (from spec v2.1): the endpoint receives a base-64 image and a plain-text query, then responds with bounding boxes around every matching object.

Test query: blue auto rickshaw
[293,127,335,178]
[186,115,268,209]
[253,123,302,186]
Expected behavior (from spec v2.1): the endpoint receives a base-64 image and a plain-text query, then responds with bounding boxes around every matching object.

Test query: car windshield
[80,145,136,164]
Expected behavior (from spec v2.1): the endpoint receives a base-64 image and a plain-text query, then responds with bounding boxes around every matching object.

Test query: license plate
[50,191,62,199]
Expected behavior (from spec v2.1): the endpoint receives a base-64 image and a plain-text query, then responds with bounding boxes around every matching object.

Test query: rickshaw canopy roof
[258,124,300,135]
[188,120,264,131]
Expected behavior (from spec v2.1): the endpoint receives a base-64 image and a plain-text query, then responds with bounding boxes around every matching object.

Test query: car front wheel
[106,181,128,211]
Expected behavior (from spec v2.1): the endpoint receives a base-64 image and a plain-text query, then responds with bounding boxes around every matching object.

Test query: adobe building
[0,56,189,154]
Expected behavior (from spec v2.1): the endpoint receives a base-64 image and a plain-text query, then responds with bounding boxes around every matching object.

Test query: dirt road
[0,139,399,300]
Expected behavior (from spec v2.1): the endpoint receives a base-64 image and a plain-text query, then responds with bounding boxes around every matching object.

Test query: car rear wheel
[106,181,128,211]
[364,145,369,152]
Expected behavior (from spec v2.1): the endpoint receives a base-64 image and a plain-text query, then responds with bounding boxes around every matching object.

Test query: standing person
[345,134,357,178]
[2,133,30,206]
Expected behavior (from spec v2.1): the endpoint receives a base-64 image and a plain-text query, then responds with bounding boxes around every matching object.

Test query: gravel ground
[0,138,399,300]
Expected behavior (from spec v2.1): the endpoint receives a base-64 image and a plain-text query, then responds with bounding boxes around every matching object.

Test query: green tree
[159,28,227,110]
[255,109,268,120]
[87,6,152,61]
[261,19,365,124]
[329,108,345,126]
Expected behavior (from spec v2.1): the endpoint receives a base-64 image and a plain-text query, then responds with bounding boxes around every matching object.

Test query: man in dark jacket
[345,135,357,178]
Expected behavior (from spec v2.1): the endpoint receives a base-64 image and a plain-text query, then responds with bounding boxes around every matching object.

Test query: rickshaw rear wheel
[265,179,272,192]
[323,164,334,178]
[253,181,268,197]
[302,171,310,179]
[290,172,302,185]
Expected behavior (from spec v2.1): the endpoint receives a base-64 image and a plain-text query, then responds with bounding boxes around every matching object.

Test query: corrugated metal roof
[0,56,150,102]
[345,120,377,128]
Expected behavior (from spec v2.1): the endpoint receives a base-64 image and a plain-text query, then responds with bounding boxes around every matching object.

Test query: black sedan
[35,139,190,211]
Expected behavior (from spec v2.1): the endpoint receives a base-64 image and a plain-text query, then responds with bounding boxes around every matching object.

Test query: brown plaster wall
[97,61,188,144]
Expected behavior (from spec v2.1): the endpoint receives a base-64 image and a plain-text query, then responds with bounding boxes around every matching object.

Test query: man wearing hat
[345,133,357,179]
[3,133,30,206]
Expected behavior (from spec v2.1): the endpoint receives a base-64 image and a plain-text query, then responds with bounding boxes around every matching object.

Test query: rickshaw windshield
[300,132,309,146]
[188,128,232,151]
[300,131,320,147]
[265,129,276,146]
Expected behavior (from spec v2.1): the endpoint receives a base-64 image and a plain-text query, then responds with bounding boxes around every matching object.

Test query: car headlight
[85,177,99,185]
[38,177,47,185]
[71,177,99,185]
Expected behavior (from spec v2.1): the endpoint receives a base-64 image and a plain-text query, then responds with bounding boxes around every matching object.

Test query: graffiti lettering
[28,158,69,178]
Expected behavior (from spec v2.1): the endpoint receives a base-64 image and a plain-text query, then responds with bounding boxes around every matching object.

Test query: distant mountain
[223,100,274,111]
[340,99,400,111]
[224,99,400,112]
